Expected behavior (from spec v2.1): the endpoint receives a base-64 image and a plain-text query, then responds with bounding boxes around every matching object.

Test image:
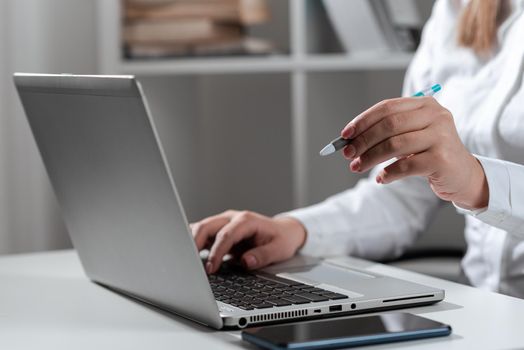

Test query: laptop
[14,73,444,329]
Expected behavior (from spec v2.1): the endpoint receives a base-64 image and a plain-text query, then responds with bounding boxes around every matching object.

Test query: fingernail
[244,255,258,269]
[376,175,383,184]
[350,159,361,172]
[205,261,213,274]
[345,145,356,159]
[342,125,355,139]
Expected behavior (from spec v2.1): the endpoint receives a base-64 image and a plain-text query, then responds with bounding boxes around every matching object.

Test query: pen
[319,84,442,156]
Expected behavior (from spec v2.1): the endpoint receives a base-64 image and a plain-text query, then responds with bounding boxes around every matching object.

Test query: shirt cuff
[453,155,511,225]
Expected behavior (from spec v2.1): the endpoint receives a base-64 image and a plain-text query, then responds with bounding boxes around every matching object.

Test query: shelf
[115,52,413,76]
[299,52,414,71]
[117,55,294,75]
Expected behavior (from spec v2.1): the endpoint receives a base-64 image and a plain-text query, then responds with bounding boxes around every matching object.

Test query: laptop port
[329,305,342,312]
[314,309,321,313]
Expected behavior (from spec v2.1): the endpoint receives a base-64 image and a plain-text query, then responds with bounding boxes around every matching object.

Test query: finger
[191,211,236,250]
[376,152,434,184]
[349,110,433,159]
[341,97,430,139]
[343,144,356,159]
[350,129,433,173]
[207,215,258,274]
[241,240,287,270]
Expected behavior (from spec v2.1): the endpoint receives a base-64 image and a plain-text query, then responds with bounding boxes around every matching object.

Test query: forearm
[281,170,440,260]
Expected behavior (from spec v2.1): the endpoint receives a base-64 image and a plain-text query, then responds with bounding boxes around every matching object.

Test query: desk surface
[1,250,523,350]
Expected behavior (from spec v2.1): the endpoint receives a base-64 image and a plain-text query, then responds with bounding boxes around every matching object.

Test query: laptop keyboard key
[258,274,302,287]
[295,292,329,302]
[307,288,328,294]
[244,289,259,296]
[235,303,254,310]
[266,298,293,307]
[281,295,311,304]
[251,302,273,309]
[323,293,349,300]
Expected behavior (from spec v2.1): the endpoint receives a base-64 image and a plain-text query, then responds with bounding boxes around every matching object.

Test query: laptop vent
[249,309,308,323]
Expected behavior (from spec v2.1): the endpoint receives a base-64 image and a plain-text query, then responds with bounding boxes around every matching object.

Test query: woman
[191,0,524,298]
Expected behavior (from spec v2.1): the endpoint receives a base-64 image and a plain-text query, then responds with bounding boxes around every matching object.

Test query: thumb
[241,241,283,270]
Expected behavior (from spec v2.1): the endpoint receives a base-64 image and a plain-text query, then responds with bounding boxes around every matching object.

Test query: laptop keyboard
[208,269,348,311]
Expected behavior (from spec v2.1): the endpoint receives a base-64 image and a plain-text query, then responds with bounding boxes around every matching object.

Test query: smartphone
[241,312,451,350]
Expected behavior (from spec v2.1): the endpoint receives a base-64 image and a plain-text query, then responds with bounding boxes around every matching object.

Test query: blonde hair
[457,0,506,55]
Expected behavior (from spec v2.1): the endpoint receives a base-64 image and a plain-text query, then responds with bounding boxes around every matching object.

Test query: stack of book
[123,0,274,59]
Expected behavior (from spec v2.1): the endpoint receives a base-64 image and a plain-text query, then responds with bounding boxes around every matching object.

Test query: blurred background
[0,0,465,281]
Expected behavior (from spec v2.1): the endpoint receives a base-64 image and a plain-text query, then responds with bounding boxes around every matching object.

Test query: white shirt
[284,0,524,298]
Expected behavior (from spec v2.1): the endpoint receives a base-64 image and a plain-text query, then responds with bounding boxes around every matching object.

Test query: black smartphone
[241,313,451,350]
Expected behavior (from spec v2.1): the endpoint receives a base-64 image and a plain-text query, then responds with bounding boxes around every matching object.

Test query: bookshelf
[97,1,415,75]
[96,0,432,221]
[101,53,414,76]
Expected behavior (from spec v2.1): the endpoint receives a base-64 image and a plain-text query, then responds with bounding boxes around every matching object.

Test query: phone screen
[242,313,451,349]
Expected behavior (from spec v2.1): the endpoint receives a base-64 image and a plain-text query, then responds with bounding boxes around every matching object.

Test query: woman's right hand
[190,210,307,274]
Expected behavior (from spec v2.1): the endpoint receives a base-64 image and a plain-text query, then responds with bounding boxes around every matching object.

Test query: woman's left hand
[341,96,489,210]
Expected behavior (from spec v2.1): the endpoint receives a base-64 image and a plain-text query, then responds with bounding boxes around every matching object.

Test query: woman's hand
[191,211,307,274]
[341,96,489,210]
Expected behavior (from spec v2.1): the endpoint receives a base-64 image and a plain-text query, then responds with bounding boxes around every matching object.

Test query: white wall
[0,0,97,254]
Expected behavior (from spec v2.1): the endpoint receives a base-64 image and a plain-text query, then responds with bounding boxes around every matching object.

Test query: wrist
[456,155,489,210]
[274,216,307,251]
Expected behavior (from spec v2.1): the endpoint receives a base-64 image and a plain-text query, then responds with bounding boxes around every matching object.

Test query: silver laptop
[14,73,444,329]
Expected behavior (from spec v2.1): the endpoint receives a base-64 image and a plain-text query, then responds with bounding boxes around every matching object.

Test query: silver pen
[319,84,442,156]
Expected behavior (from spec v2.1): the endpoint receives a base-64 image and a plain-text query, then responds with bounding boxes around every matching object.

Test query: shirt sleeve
[401,0,444,96]
[454,156,524,237]
[280,168,441,261]
[278,1,446,261]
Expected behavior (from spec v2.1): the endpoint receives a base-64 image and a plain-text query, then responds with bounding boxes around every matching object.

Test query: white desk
[1,250,523,350]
